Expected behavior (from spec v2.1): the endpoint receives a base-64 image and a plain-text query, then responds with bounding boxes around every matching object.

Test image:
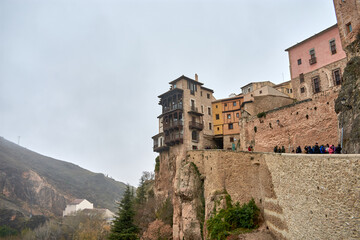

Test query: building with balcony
[152,74,215,153]
[285,24,347,100]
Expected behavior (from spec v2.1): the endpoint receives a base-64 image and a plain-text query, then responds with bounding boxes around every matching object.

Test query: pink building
[285,24,347,100]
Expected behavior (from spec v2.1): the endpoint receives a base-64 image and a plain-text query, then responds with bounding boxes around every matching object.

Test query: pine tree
[135,175,146,205]
[109,185,139,240]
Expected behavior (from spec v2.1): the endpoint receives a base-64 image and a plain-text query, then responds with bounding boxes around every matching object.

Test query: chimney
[195,73,198,81]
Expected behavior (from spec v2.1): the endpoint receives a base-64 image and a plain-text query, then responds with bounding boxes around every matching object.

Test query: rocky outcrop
[0,168,69,216]
[335,36,360,153]
[0,137,127,216]
[173,161,204,240]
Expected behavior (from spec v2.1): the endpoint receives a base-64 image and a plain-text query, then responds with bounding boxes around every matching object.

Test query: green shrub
[257,112,266,118]
[207,198,259,240]
[0,225,18,237]
[155,157,160,172]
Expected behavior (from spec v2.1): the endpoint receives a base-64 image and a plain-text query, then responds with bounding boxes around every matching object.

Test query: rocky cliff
[335,35,360,153]
[0,137,127,216]
[156,150,359,239]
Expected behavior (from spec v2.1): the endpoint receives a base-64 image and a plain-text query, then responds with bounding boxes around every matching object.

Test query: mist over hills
[0,137,127,216]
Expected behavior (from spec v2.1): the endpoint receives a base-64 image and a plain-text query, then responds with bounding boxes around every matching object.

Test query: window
[333,69,342,85]
[188,81,197,95]
[192,131,198,141]
[346,22,352,33]
[216,114,220,120]
[290,89,293,93]
[230,137,234,142]
[208,107,211,115]
[259,90,262,94]
[192,145,198,150]
[309,49,316,65]
[301,87,305,93]
[207,93,210,99]
[217,127,219,131]
[200,91,202,96]
[209,123,212,130]
[224,103,227,107]
[236,113,239,118]
[233,102,236,106]
[297,59,302,65]
[329,39,337,54]
[227,114,231,119]
[216,105,218,108]
[313,76,320,93]
[299,73,304,83]
[228,123,233,129]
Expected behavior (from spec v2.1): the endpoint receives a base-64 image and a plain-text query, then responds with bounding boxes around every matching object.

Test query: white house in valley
[63,199,93,216]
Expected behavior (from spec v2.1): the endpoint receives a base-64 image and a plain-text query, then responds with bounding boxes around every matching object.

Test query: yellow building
[212,101,223,136]
[212,95,244,149]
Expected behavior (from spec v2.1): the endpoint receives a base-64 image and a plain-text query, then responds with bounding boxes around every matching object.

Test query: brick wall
[240,87,341,153]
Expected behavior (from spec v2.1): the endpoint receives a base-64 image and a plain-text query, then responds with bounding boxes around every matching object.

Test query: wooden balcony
[309,57,317,65]
[188,106,203,116]
[153,144,169,153]
[164,132,183,146]
[163,103,183,114]
[189,121,203,130]
[163,120,183,131]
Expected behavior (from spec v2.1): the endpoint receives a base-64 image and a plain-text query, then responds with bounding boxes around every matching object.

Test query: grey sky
[0,0,336,186]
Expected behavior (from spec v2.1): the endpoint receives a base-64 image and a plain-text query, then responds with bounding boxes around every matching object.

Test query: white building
[63,199,93,216]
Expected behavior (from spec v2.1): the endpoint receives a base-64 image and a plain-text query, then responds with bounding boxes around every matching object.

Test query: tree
[141,220,172,240]
[109,185,139,240]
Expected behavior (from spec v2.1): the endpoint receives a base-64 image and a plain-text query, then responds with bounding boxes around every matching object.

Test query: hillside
[0,137,127,216]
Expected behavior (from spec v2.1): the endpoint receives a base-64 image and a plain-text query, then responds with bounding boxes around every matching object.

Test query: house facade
[63,199,93,216]
[212,95,244,150]
[153,74,215,152]
[285,24,347,100]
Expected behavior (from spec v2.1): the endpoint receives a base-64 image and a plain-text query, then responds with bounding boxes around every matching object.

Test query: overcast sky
[0,0,337,186]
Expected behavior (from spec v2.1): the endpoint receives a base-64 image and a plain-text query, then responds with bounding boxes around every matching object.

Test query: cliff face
[155,150,359,239]
[0,167,69,216]
[335,36,360,153]
[0,137,127,216]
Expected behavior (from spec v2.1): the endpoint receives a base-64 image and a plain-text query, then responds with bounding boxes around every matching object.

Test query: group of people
[273,143,342,154]
[297,143,342,154]
[273,146,286,153]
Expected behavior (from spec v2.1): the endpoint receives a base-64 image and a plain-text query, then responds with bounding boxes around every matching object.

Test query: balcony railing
[163,103,183,113]
[164,132,183,145]
[163,120,184,130]
[189,121,203,130]
[309,57,317,65]
[153,144,169,152]
[188,106,203,116]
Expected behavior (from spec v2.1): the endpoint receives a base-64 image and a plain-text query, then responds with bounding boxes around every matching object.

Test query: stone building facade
[153,75,215,153]
[286,24,347,100]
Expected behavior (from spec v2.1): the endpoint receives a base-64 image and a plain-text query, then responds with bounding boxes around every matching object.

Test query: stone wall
[243,95,294,116]
[186,150,359,240]
[240,87,341,153]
